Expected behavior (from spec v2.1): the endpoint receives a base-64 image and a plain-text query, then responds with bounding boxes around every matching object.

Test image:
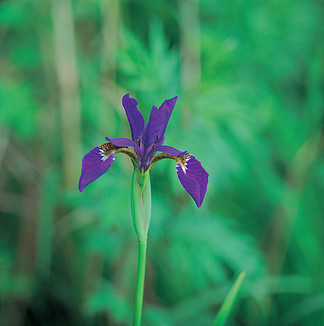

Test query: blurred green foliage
[0,0,324,325]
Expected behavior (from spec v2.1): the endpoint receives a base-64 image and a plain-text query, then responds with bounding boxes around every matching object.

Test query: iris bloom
[79,94,208,207]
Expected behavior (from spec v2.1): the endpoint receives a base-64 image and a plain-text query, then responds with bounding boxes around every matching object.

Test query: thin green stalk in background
[52,0,81,188]
[133,240,147,326]
[99,0,119,136]
[179,0,201,91]
[213,271,246,326]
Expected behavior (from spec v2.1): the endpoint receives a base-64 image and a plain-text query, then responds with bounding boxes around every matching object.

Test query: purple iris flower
[79,94,209,207]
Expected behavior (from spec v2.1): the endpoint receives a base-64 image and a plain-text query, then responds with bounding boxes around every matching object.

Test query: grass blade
[213,271,246,326]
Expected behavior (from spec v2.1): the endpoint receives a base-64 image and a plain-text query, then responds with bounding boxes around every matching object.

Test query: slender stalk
[133,240,147,326]
[213,271,246,326]
[179,0,201,91]
[52,0,81,188]
[99,0,119,136]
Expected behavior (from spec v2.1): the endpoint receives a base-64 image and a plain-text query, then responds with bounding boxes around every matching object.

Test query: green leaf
[213,271,246,326]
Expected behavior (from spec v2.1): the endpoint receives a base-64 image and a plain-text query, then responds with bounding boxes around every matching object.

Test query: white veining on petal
[182,162,187,174]
[179,155,192,174]
[99,148,110,161]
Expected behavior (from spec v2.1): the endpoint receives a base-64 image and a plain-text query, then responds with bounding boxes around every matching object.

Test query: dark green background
[1,0,324,325]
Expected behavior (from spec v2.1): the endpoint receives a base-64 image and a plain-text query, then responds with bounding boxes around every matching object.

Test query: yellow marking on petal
[177,154,190,174]
[100,151,110,161]
[99,142,116,161]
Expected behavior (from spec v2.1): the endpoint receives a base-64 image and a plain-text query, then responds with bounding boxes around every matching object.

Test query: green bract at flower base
[131,169,151,242]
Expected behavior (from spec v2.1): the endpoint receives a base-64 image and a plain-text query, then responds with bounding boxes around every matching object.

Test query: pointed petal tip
[166,96,178,107]
[122,93,136,103]
[164,96,178,109]
[78,181,85,192]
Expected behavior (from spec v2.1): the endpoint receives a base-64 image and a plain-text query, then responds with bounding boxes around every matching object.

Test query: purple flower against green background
[79,94,208,207]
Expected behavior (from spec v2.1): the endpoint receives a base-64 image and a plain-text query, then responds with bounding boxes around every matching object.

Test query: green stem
[133,240,147,326]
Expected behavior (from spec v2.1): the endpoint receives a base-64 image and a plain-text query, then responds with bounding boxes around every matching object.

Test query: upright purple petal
[105,137,141,152]
[143,96,178,149]
[142,105,158,149]
[122,94,145,141]
[79,146,115,192]
[176,155,209,207]
[156,96,178,144]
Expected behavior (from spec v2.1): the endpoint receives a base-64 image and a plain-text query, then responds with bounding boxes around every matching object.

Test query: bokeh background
[1,0,324,325]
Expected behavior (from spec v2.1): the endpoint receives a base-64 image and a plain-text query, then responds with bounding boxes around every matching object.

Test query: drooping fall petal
[122,94,145,141]
[79,146,116,192]
[176,155,209,208]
